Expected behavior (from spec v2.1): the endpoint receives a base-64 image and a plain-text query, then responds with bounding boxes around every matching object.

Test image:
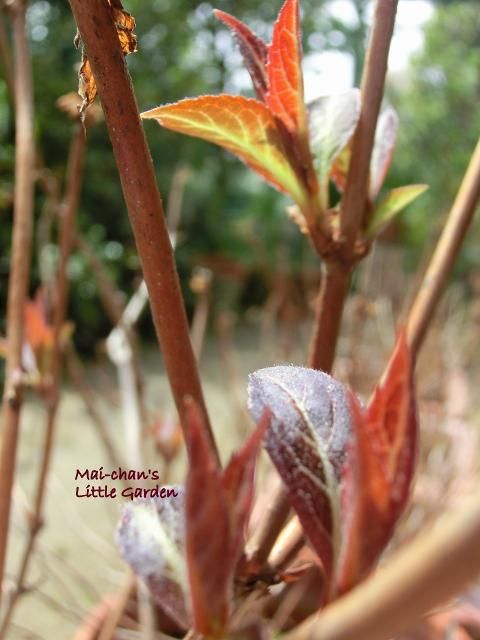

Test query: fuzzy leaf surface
[309,90,361,208]
[336,332,417,593]
[142,95,307,207]
[214,10,268,101]
[266,0,306,133]
[247,366,352,584]
[367,184,428,238]
[116,492,190,630]
[369,107,399,200]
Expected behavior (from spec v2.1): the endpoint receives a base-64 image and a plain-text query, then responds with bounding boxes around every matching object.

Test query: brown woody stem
[0,0,34,608]
[67,0,218,462]
[308,261,351,371]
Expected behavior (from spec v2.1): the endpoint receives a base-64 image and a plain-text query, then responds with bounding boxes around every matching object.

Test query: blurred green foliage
[0,0,478,349]
[391,1,480,270]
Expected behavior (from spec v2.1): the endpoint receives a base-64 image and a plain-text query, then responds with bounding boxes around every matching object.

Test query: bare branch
[0,0,35,607]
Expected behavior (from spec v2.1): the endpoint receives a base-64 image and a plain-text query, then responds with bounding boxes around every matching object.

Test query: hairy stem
[68,0,218,462]
[0,0,34,606]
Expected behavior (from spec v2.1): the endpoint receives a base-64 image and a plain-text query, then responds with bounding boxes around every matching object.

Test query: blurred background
[1,0,479,352]
[0,0,480,638]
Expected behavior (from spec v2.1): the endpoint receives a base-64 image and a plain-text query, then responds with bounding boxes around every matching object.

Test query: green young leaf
[142,95,309,209]
[308,89,361,209]
[367,184,428,238]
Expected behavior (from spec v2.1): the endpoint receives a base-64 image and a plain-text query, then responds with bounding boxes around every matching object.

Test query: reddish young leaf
[214,10,268,101]
[266,0,307,134]
[184,398,230,637]
[247,366,352,587]
[184,398,268,637]
[336,331,417,594]
[142,95,308,208]
[222,409,270,571]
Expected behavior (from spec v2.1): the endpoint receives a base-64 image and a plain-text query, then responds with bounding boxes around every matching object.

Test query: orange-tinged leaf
[214,10,268,101]
[266,0,307,134]
[336,331,417,594]
[142,95,308,207]
[24,296,53,352]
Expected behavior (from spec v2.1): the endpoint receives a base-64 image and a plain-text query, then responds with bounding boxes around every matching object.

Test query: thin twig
[285,488,480,640]
[68,0,218,462]
[0,0,35,607]
[406,137,480,354]
[340,0,399,253]
[0,122,86,637]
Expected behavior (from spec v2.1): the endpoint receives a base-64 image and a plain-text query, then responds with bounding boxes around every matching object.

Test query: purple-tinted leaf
[369,107,399,200]
[308,89,361,209]
[116,492,190,630]
[247,366,352,586]
[214,10,268,101]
